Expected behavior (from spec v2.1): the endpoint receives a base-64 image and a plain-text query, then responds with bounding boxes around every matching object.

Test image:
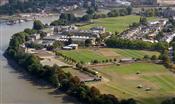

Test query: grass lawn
[90,63,175,104]
[58,49,107,63]
[57,48,160,63]
[112,48,160,59]
[79,15,157,33]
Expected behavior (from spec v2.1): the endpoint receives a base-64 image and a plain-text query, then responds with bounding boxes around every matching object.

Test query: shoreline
[3,53,80,104]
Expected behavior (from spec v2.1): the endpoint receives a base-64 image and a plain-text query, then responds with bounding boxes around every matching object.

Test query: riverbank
[0,15,81,104]
[3,53,80,104]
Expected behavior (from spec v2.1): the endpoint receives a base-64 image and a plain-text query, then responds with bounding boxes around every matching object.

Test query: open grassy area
[79,15,157,33]
[58,49,107,63]
[90,63,175,104]
[57,48,159,63]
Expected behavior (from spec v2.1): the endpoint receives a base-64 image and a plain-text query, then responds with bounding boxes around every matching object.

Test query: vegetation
[51,13,85,26]
[105,37,169,51]
[0,0,61,15]
[57,49,107,63]
[140,7,175,18]
[162,98,175,104]
[80,16,157,33]
[107,7,132,17]
[90,63,175,104]
[25,42,44,50]
[57,48,160,63]
[33,20,45,30]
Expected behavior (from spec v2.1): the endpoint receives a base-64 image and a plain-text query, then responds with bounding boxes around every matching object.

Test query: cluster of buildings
[99,0,175,7]
[28,25,106,50]
[127,0,175,6]
[0,0,28,6]
[120,19,172,43]
[99,0,131,7]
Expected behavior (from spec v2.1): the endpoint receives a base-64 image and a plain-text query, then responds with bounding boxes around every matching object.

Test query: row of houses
[27,25,106,49]
[120,19,167,43]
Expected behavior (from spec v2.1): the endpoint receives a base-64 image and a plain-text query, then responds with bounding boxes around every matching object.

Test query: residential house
[40,27,54,37]
[90,26,106,34]
[62,44,78,50]
[28,34,41,42]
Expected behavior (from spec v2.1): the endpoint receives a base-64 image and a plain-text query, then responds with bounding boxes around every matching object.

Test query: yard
[79,15,158,33]
[89,63,175,104]
[57,48,160,63]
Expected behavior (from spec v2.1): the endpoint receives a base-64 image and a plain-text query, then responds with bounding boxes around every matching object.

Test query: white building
[28,34,41,42]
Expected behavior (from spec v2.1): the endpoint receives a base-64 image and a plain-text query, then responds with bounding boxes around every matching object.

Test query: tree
[24,28,37,35]
[33,20,44,30]
[60,13,68,20]
[81,14,91,21]
[67,38,73,45]
[144,55,149,59]
[85,39,92,47]
[90,86,100,97]
[151,55,157,60]
[121,98,137,104]
[126,6,133,15]
[86,7,95,15]
[145,9,155,17]
[156,31,164,40]
[162,98,175,104]
[140,16,147,25]
[50,20,67,26]
[53,41,63,49]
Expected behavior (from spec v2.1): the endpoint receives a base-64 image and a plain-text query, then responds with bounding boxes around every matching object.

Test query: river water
[0,16,78,104]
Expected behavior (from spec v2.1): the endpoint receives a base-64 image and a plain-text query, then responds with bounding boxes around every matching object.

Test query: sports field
[57,48,159,63]
[79,16,157,33]
[90,63,175,104]
[58,49,107,63]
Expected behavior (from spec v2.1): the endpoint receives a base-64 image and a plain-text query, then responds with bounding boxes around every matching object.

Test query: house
[163,8,175,17]
[62,44,78,50]
[68,44,78,49]
[62,30,100,38]
[90,26,106,34]
[120,58,135,63]
[164,33,175,43]
[43,35,60,41]
[54,25,78,33]
[28,34,40,42]
[42,40,54,47]
[62,46,73,50]
[40,27,54,37]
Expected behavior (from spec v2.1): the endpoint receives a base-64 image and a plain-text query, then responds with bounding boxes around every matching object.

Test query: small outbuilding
[68,44,78,49]
[62,44,78,50]
[120,58,135,63]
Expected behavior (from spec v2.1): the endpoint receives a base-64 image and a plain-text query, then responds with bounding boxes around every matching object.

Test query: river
[0,16,78,104]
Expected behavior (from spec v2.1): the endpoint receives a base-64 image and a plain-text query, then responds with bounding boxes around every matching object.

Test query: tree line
[5,28,137,104]
[50,6,133,26]
[140,7,175,18]
[161,97,175,104]
[105,37,169,51]
[0,0,61,15]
